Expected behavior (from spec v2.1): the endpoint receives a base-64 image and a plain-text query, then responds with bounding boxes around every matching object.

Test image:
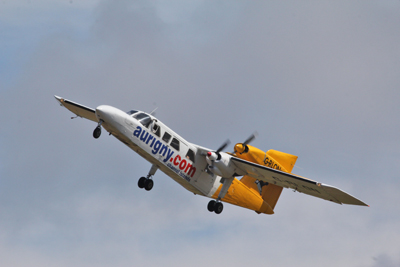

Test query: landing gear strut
[138,164,158,191]
[206,177,233,214]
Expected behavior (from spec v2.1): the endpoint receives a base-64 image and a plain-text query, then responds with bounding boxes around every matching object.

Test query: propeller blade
[232,132,258,154]
[243,132,258,146]
[216,139,230,153]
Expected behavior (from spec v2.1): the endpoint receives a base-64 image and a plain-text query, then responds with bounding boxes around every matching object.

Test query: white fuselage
[95,105,222,198]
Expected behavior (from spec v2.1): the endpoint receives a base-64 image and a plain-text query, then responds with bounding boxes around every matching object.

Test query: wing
[54,95,98,122]
[231,157,368,206]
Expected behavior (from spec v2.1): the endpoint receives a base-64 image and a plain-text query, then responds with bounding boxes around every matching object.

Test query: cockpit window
[133,113,152,128]
[127,110,139,115]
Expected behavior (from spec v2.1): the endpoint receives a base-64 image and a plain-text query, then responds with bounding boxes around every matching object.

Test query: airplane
[54,96,368,215]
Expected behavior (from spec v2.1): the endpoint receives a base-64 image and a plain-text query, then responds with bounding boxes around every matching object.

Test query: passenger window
[171,138,180,151]
[186,149,195,162]
[162,132,171,143]
[152,123,161,137]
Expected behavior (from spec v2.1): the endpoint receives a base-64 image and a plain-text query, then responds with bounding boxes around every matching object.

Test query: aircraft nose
[95,105,115,122]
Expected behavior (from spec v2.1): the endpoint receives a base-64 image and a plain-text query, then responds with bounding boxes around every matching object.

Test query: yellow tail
[265,149,298,173]
[237,145,298,212]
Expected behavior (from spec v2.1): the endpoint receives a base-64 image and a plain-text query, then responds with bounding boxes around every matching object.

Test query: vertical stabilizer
[261,184,283,210]
[266,149,298,173]
[259,149,297,210]
[238,148,298,212]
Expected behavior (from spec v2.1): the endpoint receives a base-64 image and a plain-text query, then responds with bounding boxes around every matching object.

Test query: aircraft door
[151,120,161,137]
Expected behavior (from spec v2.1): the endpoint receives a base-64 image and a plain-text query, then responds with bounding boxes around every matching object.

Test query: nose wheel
[207,200,223,214]
[93,126,101,138]
[93,120,103,139]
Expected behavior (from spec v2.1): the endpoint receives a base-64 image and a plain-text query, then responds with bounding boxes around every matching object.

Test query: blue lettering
[140,131,149,142]
[152,141,162,154]
[150,138,156,148]
[133,126,142,137]
[146,135,154,145]
[159,144,168,157]
[163,149,174,163]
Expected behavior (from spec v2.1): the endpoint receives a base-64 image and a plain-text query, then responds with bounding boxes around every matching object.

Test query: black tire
[144,179,154,191]
[207,200,216,212]
[138,177,146,189]
[93,127,101,139]
[214,202,223,214]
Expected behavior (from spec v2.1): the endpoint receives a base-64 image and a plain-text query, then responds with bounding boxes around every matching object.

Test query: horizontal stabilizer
[54,95,98,122]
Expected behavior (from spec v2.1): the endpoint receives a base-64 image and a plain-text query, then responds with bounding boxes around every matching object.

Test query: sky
[1,1,400,266]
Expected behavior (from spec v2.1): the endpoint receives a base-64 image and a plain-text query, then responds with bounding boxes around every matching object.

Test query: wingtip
[54,95,64,106]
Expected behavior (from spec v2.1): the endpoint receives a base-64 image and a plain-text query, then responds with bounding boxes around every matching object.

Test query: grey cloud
[1,1,400,266]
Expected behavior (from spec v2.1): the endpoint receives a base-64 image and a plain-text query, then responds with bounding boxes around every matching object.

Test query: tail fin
[240,176,283,211]
[266,149,298,173]
[261,150,297,209]
[261,184,283,210]
[240,149,298,211]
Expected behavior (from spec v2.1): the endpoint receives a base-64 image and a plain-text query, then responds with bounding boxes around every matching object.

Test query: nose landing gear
[93,120,103,139]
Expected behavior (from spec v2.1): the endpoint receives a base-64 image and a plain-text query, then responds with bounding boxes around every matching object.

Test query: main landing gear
[207,200,223,214]
[138,177,154,191]
[206,177,233,215]
[138,164,158,191]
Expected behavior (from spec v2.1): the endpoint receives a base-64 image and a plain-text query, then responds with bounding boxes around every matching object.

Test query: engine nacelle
[206,151,245,178]
[234,143,249,154]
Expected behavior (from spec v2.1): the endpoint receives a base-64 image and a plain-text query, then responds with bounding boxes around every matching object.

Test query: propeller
[234,132,258,154]
[216,139,230,153]
[243,132,258,146]
[206,139,230,166]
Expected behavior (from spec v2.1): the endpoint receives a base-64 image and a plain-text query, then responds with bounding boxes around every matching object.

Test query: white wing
[54,95,98,122]
[231,157,368,206]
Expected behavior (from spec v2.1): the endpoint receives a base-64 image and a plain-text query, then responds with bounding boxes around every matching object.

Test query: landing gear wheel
[138,177,146,189]
[207,200,216,212]
[144,179,154,191]
[93,126,101,139]
[214,202,223,214]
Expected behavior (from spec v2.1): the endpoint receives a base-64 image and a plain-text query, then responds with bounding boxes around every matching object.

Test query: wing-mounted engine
[206,151,245,177]
[203,140,249,214]
[234,143,298,173]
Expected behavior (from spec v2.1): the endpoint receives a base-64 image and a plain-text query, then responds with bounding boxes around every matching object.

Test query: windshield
[133,113,152,127]
[127,110,139,115]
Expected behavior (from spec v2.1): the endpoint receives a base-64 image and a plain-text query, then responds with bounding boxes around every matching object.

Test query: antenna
[150,107,158,116]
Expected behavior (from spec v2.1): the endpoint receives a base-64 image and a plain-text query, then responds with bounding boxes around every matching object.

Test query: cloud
[368,254,400,267]
[1,1,400,266]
